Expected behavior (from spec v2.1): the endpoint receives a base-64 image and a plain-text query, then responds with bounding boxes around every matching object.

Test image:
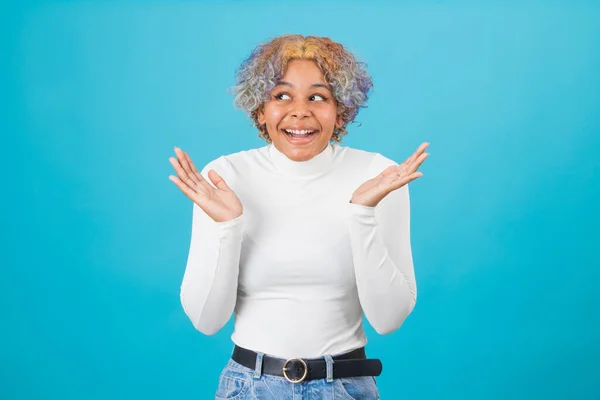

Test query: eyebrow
[275,80,331,91]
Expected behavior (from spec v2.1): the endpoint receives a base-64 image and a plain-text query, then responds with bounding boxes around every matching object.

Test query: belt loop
[324,355,334,383]
[253,352,264,379]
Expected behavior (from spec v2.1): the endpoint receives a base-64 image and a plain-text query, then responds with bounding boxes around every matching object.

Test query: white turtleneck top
[179,142,417,359]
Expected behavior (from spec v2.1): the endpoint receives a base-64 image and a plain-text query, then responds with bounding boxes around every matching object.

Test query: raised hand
[168,146,243,223]
[350,142,429,208]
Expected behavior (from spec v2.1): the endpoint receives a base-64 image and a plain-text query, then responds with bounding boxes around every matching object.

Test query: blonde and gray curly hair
[231,34,374,143]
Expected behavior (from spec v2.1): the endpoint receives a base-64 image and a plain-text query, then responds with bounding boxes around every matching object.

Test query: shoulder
[338,145,399,176]
[341,145,409,205]
[222,146,268,168]
[200,146,268,179]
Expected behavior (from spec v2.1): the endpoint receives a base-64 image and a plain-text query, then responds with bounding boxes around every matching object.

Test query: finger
[407,142,429,164]
[183,153,211,191]
[169,156,198,190]
[185,155,213,191]
[174,147,200,186]
[208,169,233,192]
[411,171,424,180]
[176,148,215,191]
[168,175,203,203]
[409,152,428,172]
[377,171,423,197]
[180,148,203,184]
[395,171,424,188]
[183,150,202,178]
[404,142,429,165]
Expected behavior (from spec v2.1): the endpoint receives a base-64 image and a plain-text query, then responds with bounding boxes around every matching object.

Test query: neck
[268,143,335,177]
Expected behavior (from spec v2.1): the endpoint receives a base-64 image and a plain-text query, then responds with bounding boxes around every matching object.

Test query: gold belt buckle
[282,358,308,383]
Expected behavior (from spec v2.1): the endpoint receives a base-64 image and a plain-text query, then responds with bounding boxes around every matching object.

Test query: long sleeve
[345,160,417,335]
[179,158,245,335]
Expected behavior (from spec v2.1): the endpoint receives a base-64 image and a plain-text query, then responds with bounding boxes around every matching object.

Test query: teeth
[285,129,315,135]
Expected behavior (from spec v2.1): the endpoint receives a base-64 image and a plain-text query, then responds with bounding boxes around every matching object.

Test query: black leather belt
[231,345,382,383]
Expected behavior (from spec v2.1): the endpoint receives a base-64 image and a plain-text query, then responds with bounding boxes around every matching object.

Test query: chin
[274,132,333,161]
[286,151,315,162]
[282,143,325,162]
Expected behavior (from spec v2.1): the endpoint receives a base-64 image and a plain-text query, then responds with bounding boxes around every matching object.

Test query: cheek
[264,104,286,125]
[315,105,339,126]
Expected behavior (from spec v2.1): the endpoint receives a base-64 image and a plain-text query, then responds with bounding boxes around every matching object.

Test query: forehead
[281,59,327,84]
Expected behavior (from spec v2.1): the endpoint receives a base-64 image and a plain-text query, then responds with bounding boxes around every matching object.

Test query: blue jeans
[215,356,380,399]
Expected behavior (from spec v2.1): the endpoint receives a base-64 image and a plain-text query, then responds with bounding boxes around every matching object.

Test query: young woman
[169,34,428,399]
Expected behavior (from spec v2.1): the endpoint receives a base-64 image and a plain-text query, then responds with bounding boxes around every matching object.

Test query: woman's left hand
[350,142,429,207]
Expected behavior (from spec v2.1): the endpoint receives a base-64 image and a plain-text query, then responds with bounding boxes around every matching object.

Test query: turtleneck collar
[268,142,335,177]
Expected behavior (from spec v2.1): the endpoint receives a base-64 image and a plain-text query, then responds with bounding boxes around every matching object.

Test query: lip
[280,128,320,145]
[282,127,319,131]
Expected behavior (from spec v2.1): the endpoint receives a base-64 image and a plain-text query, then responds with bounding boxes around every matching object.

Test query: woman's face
[258,59,342,162]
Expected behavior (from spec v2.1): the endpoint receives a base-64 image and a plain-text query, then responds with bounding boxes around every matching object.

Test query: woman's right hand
[168,146,243,223]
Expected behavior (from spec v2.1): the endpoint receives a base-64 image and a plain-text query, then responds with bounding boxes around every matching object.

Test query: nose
[290,99,311,119]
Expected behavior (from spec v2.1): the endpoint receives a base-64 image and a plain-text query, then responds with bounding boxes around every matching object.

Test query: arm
[345,160,417,335]
[179,159,245,335]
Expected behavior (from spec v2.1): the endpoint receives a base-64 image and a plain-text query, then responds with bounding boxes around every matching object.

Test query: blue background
[2,1,599,399]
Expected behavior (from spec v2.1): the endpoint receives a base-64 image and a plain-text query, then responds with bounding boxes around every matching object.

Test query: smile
[282,129,318,137]
[280,128,320,145]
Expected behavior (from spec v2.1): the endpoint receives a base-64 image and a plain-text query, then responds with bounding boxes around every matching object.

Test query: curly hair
[231,34,374,143]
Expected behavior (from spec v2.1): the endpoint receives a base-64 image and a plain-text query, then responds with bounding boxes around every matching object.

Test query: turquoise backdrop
[2,1,599,399]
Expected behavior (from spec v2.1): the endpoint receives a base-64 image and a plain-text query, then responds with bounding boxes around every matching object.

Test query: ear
[257,106,265,125]
[335,114,344,129]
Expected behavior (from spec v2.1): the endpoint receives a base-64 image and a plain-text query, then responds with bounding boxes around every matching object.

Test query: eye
[310,94,328,101]
[274,93,291,100]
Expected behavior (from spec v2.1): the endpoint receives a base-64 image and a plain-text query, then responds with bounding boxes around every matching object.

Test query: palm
[351,142,429,207]
[169,147,242,223]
